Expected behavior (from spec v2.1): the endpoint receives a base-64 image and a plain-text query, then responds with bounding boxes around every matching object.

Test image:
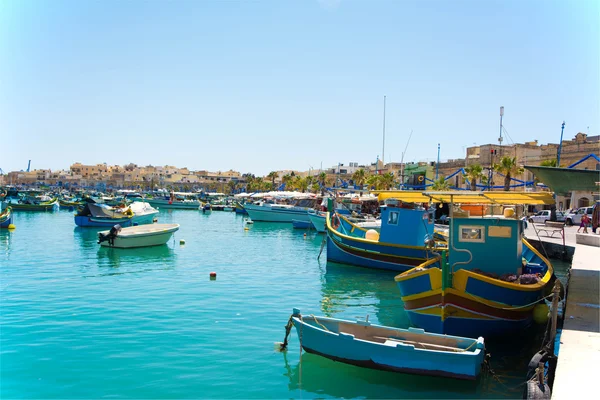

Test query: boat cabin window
[459,225,485,243]
[388,211,399,225]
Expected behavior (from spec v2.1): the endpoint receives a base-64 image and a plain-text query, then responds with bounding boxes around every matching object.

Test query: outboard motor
[98,224,122,246]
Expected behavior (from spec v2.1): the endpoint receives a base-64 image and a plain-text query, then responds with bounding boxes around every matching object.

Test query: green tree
[494,156,524,191]
[366,174,381,190]
[379,172,396,190]
[318,172,327,188]
[267,171,279,188]
[310,182,320,193]
[431,177,451,190]
[227,180,238,194]
[282,174,292,189]
[464,164,485,191]
[352,168,369,188]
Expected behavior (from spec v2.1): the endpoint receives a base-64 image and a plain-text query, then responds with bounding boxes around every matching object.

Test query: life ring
[418,175,424,182]
[331,214,340,230]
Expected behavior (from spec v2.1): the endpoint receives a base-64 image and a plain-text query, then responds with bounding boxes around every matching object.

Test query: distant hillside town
[2,132,598,206]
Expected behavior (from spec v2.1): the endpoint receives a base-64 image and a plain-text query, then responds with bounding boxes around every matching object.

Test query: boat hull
[394,241,553,338]
[137,198,201,209]
[326,235,432,272]
[292,219,314,229]
[308,211,326,232]
[2,200,59,211]
[0,207,12,228]
[244,204,311,223]
[291,313,484,380]
[98,224,179,248]
[74,212,157,227]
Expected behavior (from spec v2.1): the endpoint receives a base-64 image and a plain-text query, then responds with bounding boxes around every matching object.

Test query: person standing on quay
[578,213,591,234]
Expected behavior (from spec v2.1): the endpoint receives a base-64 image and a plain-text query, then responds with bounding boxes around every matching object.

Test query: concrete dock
[525,224,600,398]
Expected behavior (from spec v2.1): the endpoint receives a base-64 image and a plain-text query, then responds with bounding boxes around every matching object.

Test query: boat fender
[526,350,548,381]
[525,380,551,399]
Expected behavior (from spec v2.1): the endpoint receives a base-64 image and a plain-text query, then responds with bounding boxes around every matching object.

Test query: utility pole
[498,106,504,146]
[436,144,440,179]
[382,95,386,173]
[557,121,566,167]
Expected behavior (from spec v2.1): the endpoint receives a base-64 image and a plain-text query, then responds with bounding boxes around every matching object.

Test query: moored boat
[137,192,202,209]
[97,223,180,248]
[2,198,59,211]
[292,219,314,230]
[0,206,13,228]
[326,200,442,272]
[281,309,485,380]
[75,202,158,227]
[386,190,556,338]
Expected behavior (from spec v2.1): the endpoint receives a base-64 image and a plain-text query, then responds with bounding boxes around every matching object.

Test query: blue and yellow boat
[0,206,13,228]
[382,191,555,338]
[325,201,442,272]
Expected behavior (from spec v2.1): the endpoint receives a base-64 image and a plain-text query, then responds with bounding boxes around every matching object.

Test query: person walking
[578,213,591,234]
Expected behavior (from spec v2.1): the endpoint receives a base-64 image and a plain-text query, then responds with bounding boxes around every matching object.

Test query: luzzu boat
[136,192,202,210]
[386,191,556,338]
[2,197,59,211]
[0,206,12,228]
[325,201,442,272]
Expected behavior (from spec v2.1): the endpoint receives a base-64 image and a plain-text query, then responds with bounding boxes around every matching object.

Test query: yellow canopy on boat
[372,191,555,205]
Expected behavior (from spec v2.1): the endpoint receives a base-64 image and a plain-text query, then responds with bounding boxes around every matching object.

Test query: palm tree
[280,174,292,191]
[431,177,451,190]
[352,169,368,188]
[227,180,238,194]
[310,182,320,193]
[318,172,327,187]
[366,174,380,190]
[540,159,558,167]
[494,156,524,191]
[379,172,396,190]
[267,171,279,188]
[464,164,485,191]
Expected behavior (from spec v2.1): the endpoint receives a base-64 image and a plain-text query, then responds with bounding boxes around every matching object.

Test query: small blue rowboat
[280,309,485,380]
[292,219,314,230]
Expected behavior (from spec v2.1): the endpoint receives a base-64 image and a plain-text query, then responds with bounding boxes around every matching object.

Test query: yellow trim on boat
[373,190,555,205]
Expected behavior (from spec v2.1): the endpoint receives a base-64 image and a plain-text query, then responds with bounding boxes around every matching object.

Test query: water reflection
[0,229,13,255]
[321,262,407,328]
[281,351,481,399]
[96,245,176,271]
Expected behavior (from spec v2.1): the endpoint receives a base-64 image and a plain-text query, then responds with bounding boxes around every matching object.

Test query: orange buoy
[210,272,217,280]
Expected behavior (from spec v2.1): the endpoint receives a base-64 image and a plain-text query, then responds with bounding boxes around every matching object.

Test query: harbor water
[0,209,569,399]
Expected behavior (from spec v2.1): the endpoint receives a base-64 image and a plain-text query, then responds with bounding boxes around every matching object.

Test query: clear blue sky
[1,0,598,176]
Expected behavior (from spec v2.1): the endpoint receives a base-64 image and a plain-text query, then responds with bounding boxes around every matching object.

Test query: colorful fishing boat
[234,201,248,214]
[385,191,556,338]
[2,197,59,211]
[59,199,84,209]
[325,201,442,272]
[75,202,158,227]
[0,206,13,228]
[280,309,485,380]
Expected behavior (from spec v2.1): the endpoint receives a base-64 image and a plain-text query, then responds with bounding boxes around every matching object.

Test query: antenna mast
[498,106,504,146]
[382,95,386,173]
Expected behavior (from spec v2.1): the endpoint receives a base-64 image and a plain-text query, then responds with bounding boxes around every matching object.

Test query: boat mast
[381,95,386,174]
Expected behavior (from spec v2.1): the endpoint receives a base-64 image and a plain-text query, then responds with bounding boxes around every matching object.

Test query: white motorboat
[98,223,180,248]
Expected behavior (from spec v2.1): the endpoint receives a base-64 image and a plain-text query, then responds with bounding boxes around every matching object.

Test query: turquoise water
[1,210,568,399]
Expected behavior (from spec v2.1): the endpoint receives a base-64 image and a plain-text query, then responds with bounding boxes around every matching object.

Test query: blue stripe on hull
[326,236,415,272]
[465,276,542,306]
[406,310,532,338]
